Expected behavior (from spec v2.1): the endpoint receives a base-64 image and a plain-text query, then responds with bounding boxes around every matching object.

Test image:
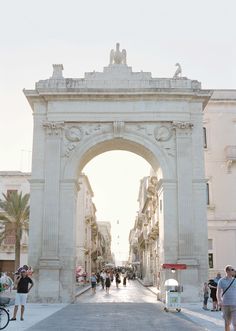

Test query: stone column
[58,179,78,302]
[37,121,64,302]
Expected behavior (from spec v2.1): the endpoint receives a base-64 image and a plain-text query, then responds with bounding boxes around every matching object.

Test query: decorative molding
[65,126,83,142]
[64,142,77,158]
[226,160,233,173]
[63,126,83,157]
[113,121,125,138]
[225,146,236,173]
[154,125,172,142]
[84,124,102,136]
[43,121,64,136]
[172,121,194,130]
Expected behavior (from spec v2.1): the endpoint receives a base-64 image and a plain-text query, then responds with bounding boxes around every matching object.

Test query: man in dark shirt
[10,269,33,321]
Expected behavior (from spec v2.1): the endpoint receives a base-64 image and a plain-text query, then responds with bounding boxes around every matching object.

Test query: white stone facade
[97,221,112,266]
[204,91,236,277]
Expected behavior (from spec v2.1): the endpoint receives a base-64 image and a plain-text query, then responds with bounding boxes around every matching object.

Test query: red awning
[162,263,187,270]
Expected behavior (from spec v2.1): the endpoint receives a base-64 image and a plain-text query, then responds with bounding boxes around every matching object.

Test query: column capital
[43,121,64,136]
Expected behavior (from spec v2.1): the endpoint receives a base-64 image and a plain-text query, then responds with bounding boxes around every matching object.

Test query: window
[208,253,214,268]
[206,183,210,205]
[203,127,207,148]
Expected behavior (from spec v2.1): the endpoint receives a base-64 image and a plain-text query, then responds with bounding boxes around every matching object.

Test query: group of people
[203,265,236,331]
[90,268,128,294]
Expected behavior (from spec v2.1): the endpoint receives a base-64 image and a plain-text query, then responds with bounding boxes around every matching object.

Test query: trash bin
[164,278,183,312]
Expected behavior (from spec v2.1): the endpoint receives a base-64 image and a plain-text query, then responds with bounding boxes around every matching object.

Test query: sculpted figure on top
[173,63,182,78]
[110,43,127,65]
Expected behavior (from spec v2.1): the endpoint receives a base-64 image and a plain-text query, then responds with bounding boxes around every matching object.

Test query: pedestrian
[110,270,114,282]
[214,272,222,311]
[214,272,222,285]
[123,272,127,286]
[96,272,100,285]
[10,269,33,321]
[100,269,106,290]
[217,265,236,331]
[115,272,120,288]
[208,278,218,311]
[90,272,97,294]
[105,271,111,294]
[202,282,209,310]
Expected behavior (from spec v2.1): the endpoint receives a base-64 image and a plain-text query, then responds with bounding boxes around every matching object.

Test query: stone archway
[24,44,211,302]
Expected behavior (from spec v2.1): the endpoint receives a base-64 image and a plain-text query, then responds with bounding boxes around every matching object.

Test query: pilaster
[173,121,194,258]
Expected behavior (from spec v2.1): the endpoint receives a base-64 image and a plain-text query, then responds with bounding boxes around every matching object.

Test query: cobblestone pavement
[26,280,206,331]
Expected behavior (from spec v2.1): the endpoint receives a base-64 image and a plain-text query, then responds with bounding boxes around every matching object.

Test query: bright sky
[1,0,236,261]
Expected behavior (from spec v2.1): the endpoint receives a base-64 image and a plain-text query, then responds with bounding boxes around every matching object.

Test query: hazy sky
[1,0,235,261]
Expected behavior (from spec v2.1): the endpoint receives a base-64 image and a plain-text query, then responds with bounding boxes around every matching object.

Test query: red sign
[162,263,187,270]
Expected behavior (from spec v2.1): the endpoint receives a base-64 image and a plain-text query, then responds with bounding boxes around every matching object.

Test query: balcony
[225,145,236,172]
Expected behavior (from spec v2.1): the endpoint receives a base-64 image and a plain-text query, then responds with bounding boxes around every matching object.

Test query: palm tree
[0,191,30,270]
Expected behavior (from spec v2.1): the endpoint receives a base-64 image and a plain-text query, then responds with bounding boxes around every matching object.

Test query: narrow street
[27,279,206,331]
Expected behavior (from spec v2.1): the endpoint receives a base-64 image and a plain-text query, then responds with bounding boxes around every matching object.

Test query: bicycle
[0,297,10,330]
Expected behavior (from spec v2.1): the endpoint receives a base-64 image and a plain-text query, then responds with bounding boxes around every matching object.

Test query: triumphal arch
[24,43,211,303]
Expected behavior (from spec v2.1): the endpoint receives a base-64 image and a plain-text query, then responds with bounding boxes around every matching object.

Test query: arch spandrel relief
[61,121,177,160]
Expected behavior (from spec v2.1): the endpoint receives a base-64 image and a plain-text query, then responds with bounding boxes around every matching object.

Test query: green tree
[0,191,30,270]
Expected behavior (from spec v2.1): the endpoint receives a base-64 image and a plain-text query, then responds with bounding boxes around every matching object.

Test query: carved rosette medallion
[63,125,83,158]
[43,121,64,136]
[63,124,105,158]
[65,126,83,142]
[154,126,172,142]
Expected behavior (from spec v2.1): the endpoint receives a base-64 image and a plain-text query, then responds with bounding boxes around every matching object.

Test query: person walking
[202,282,209,310]
[90,272,97,294]
[208,278,218,311]
[115,272,120,289]
[123,271,127,286]
[105,271,111,294]
[100,270,106,290]
[214,272,222,310]
[10,269,33,321]
[217,265,236,331]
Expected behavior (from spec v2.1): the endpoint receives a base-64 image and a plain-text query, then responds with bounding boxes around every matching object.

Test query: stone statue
[173,63,182,78]
[110,43,127,65]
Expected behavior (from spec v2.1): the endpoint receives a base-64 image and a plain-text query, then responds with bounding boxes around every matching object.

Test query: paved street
[26,280,207,331]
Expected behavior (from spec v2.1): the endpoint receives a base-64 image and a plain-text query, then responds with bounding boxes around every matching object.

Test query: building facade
[204,91,236,277]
